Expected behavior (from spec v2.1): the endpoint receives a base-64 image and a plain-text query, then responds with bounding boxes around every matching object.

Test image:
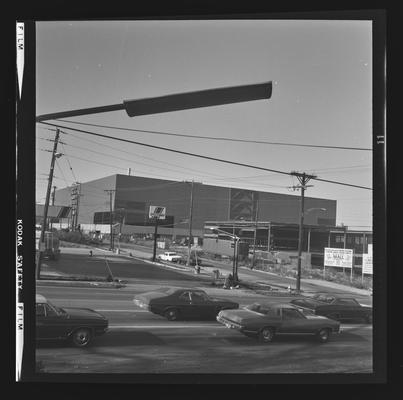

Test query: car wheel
[165,308,180,321]
[71,328,92,347]
[317,328,331,343]
[365,313,372,324]
[259,327,275,343]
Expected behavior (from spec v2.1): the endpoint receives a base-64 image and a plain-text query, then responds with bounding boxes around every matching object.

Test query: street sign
[324,248,353,268]
[362,253,373,275]
[149,206,166,220]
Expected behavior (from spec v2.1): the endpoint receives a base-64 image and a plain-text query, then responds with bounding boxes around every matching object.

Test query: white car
[158,252,183,262]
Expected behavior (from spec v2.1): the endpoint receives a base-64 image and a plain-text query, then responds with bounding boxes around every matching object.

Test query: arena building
[52,173,337,241]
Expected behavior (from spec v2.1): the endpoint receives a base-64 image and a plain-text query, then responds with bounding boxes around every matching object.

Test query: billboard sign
[324,248,353,268]
[362,253,373,275]
[149,206,166,220]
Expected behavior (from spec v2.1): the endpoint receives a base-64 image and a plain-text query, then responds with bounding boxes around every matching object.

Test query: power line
[60,143,78,182]
[39,122,372,191]
[61,130,226,179]
[56,119,372,152]
[61,138,222,180]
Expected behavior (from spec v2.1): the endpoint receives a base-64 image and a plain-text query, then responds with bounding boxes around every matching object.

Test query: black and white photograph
[15,7,390,385]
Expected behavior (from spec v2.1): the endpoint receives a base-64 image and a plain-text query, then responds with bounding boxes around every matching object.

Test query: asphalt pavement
[40,244,372,306]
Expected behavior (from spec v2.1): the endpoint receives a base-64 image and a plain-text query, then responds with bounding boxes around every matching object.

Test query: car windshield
[313,294,335,303]
[245,303,274,315]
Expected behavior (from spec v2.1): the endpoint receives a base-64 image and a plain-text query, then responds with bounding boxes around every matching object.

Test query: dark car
[290,294,372,323]
[217,302,341,343]
[133,287,239,321]
[36,294,108,347]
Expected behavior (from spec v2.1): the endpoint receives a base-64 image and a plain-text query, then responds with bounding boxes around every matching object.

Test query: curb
[37,278,125,289]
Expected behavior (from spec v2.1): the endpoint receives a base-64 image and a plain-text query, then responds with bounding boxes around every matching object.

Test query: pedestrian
[223,273,233,289]
[89,250,93,257]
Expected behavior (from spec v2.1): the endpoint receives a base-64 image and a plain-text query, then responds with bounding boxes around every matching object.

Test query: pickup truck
[157,252,183,263]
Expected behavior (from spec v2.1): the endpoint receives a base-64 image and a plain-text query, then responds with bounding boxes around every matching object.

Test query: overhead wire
[55,119,372,152]
[38,122,373,191]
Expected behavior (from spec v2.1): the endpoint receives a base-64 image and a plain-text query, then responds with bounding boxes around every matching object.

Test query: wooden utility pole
[152,216,159,262]
[50,185,56,230]
[251,193,259,269]
[104,190,116,251]
[186,180,195,267]
[36,128,60,279]
[291,171,316,293]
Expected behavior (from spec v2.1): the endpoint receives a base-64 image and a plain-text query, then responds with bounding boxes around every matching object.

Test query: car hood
[133,291,168,304]
[62,307,107,321]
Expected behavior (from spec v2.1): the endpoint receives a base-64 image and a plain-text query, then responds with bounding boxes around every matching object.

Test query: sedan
[36,294,108,347]
[217,302,341,343]
[133,287,239,321]
[290,293,372,323]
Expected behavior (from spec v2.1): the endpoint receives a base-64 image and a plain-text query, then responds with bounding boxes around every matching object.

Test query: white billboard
[149,206,166,220]
[324,247,353,268]
[362,253,373,275]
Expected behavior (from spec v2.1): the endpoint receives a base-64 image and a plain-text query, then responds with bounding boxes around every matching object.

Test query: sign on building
[149,206,166,220]
[324,248,353,268]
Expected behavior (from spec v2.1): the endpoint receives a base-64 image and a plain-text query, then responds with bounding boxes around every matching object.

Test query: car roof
[36,294,47,303]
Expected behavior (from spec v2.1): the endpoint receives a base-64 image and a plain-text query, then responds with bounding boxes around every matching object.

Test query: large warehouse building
[52,173,337,240]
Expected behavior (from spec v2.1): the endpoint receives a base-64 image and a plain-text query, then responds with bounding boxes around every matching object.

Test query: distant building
[51,174,337,241]
[203,220,372,268]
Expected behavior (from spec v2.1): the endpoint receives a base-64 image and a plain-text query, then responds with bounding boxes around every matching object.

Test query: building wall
[54,175,117,227]
[53,174,336,235]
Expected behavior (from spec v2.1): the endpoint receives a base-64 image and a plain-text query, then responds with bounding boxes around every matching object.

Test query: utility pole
[50,185,56,230]
[104,190,116,251]
[152,216,159,262]
[36,128,61,280]
[74,182,82,231]
[251,193,259,269]
[51,186,56,205]
[186,180,195,267]
[291,171,316,293]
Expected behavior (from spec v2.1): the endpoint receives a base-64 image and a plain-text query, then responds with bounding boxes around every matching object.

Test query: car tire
[165,308,180,321]
[316,328,331,343]
[259,327,275,343]
[71,328,92,347]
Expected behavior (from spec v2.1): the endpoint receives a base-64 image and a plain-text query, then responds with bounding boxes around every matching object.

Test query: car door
[189,291,215,319]
[177,291,193,318]
[36,303,68,339]
[333,298,362,319]
[277,308,310,333]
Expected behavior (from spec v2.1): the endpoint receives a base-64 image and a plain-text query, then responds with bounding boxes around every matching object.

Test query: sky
[35,19,373,230]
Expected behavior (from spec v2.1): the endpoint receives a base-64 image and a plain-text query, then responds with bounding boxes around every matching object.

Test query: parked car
[290,294,372,323]
[217,302,341,343]
[133,287,239,321]
[157,251,183,263]
[36,294,108,347]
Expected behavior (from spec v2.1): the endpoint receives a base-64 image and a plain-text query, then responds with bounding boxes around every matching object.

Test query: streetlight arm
[36,82,272,122]
[124,82,272,117]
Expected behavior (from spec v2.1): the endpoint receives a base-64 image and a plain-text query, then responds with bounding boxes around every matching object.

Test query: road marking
[96,309,148,312]
[340,324,372,330]
[108,324,223,329]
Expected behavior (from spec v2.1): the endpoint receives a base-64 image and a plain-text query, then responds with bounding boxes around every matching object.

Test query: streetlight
[206,227,240,284]
[36,82,272,122]
[295,207,326,293]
